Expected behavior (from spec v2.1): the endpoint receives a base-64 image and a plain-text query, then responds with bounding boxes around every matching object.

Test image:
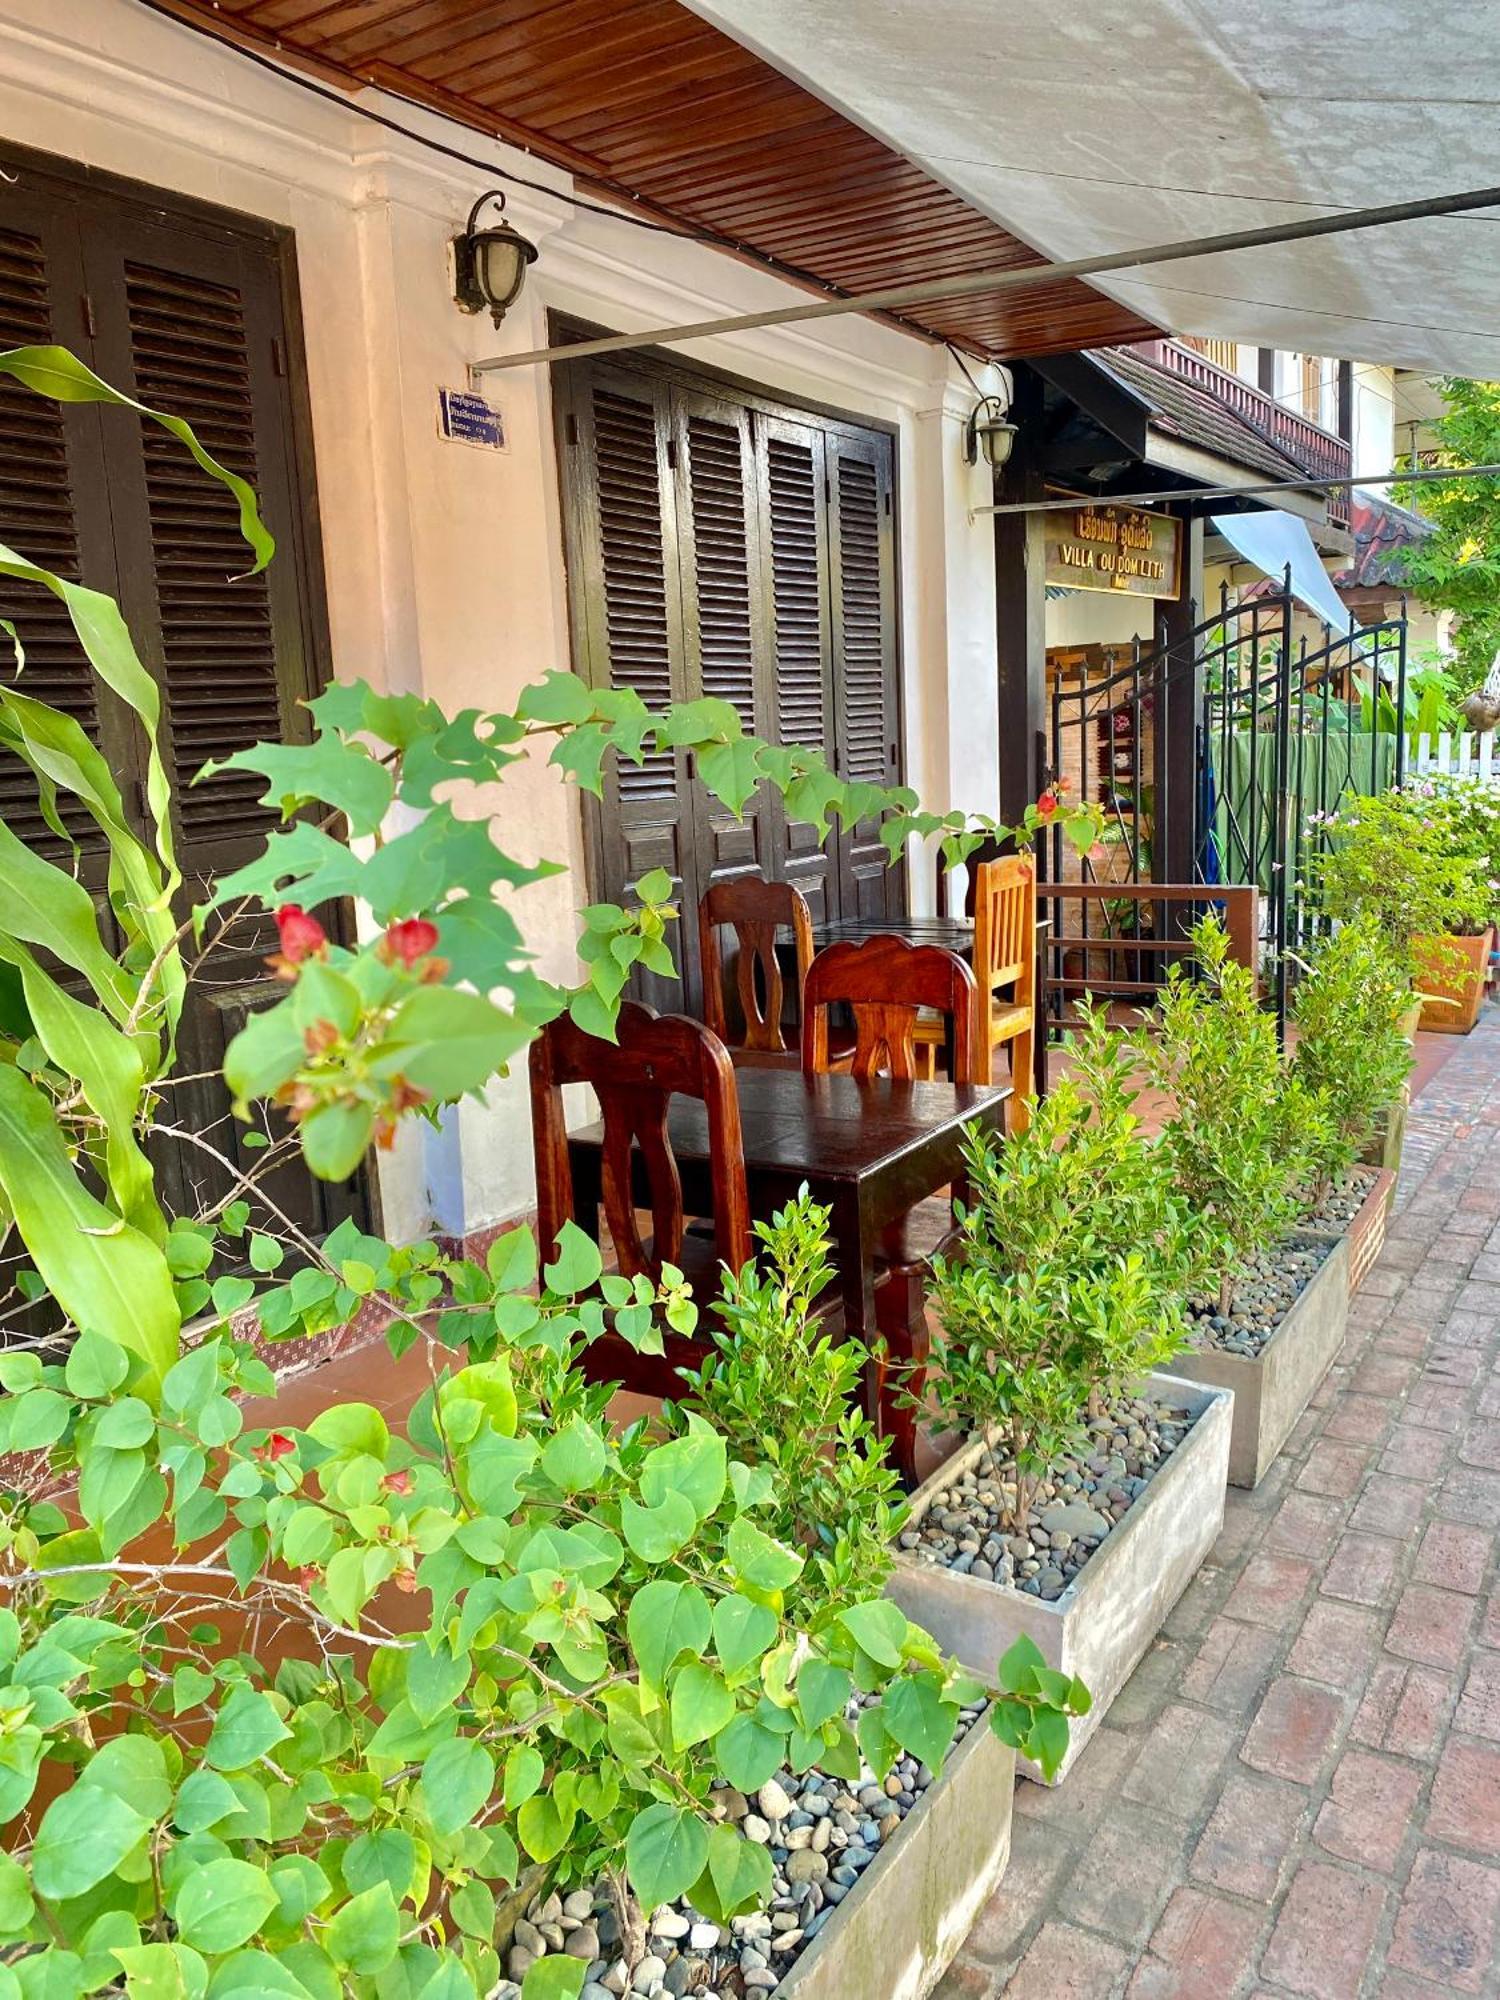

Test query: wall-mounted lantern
[452,191,538,329]
[964,393,1019,471]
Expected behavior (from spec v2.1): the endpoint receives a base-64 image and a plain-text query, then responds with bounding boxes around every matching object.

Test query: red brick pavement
[939,1015,1500,1998]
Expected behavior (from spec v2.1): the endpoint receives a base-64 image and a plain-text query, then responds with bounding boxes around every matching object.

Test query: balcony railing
[1131,339,1351,530]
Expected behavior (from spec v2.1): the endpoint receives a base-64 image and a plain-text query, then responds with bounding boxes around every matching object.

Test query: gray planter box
[1304,1167,1396,1298]
[776,1714,1014,2000]
[886,1372,1232,1784]
[1169,1235,1348,1489]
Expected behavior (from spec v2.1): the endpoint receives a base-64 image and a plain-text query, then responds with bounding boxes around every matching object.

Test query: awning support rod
[972,459,1500,518]
[471,182,1500,373]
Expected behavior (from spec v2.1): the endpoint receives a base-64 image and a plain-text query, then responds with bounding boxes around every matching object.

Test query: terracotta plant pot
[1415,929,1493,1035]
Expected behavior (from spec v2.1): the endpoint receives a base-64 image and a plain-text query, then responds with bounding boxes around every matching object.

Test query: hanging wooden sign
[1043,504,1182,598]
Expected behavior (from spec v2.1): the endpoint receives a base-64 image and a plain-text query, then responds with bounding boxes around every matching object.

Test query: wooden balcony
[1130,339,1352,528]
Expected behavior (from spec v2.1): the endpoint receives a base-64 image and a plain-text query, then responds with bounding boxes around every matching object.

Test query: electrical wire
[972,459,1500,517]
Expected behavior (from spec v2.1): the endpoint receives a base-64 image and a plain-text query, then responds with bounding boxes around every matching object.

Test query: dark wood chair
[801,933,983,1087]
[800,934,984,1477]
[697,875,814,1069]
[529,1001,754,1398]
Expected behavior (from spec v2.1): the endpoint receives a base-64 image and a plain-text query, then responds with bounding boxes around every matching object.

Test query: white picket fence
[1410,731,1500,782]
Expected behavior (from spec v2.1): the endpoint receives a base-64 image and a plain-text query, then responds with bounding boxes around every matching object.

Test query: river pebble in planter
[1188,1239,1329,1358]
[897,1396,1193,1601]
[1303,1166,1379,1232]
[492,1703,983,1999]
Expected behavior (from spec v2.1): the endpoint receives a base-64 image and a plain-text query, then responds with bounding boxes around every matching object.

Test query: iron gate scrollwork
[1044,570,1407,1039]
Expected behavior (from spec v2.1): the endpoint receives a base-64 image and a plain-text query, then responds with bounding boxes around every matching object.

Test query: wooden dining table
[566,1067,1010,1356]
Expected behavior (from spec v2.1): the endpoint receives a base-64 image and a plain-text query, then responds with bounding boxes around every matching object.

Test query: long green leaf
[0,1066,178,1391]
[0,346,274,573]
[0,538,179,898]
[0,936,162,1245]
[0,819,135,1022]
[0,683,183,1028]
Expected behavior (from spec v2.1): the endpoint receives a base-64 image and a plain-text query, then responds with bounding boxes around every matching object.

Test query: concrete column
[993,367,1048,824]
[1154,513,1207,886]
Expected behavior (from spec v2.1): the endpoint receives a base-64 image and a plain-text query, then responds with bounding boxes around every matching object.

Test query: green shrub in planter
[675,1192,904,1615]
[926,1008,1206,1528]
[1291,918,1415,1204]
[1144,916,1322,1315]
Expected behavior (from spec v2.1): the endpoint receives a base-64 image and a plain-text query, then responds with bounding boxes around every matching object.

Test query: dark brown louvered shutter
[555,342,908,968]
[760,415,837,925]
[0,192,137,864]
[675,391,781,938]
[828,430,904,922]
[70,189,358,1239]
[557,363,697,1011]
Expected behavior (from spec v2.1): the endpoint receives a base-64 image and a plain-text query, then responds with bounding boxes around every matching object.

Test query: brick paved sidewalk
[940,1014,1500,2000]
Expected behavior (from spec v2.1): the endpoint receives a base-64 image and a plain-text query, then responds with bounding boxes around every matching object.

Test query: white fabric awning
[687,0,1500,377]
[1209,509,1358,635]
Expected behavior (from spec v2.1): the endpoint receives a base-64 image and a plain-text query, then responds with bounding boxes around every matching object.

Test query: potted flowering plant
[1315,789,1494,1032]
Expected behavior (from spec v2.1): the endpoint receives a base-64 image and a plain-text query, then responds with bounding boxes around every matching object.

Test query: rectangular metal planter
[1169,1235,1348,1490]
[886,1371,1232,1785]
[776,1714,1014,2000]
[1305,1166,1396,1298]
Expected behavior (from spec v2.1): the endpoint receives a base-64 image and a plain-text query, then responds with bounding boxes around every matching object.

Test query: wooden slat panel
[124,259,284,843]
[593,383,676,799]
[168,0,1159,360]
[829,430,902,922]
[0,223,102,853]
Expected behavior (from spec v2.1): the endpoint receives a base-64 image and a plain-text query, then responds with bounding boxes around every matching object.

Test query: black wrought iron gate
[1044,571,1408,1033]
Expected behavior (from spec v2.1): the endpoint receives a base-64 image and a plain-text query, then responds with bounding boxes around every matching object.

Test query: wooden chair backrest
[973,855,1037,1004]
[529,1001,753,1282]
[800,935,981,1084]
[697,875,814,1056]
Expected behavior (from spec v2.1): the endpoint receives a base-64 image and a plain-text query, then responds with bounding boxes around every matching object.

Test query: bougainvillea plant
[0,346,1084,1998]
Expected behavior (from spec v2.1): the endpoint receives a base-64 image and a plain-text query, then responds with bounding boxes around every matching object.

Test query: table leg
[830,1187,925,1487]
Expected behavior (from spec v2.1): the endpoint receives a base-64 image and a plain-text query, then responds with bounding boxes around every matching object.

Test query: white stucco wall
[1351,364,1397,482]
[0,0,1002,1240]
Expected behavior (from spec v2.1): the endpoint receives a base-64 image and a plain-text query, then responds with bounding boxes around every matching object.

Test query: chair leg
[874,1267,929,1484]
[1007,1024,1035,1135]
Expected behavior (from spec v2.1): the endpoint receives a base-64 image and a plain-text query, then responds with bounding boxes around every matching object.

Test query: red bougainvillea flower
[380,917,440,968]
[256,1431,296,1463]
[268,904,327,978]
[383,1469,414,1497]
[1036,789,1059,816]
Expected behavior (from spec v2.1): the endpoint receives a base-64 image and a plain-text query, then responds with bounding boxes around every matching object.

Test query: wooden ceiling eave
[156,0,1162,363]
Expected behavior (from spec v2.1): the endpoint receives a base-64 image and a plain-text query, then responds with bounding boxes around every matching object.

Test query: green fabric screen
[1214,731,1399,893]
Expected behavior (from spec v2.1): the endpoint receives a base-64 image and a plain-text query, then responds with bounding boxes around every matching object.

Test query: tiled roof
[1334,491,1435,586]
[1100,350,1314,485]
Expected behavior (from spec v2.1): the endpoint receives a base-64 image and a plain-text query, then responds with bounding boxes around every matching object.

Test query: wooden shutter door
[0,185,143,872]
[674,390,783,935]
[76,202,359,1236]
[558,363,697,1011]
[828,430,904,922]
[758,415,840,926]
